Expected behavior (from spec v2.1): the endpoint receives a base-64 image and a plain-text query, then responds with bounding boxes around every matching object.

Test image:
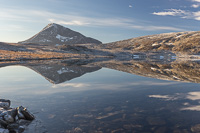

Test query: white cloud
[193,11,200,20]
[153,8,200,21]
[153,0,200,19]
[0,8,184,32]
[191,4,200,8]
[153,9,189,16]
[192,0,200,2]
[131,25,184,31]
[49,19,89,26]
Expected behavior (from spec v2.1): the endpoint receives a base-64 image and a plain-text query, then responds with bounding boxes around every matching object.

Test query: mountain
[102,31,200,54]
[19,23,102,45]
[26,64,101,84]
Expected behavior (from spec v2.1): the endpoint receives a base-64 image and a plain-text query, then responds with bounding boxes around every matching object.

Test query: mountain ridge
[101,31,200,54]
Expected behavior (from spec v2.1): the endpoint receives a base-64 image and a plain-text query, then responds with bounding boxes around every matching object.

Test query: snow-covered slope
[19,23,102,45]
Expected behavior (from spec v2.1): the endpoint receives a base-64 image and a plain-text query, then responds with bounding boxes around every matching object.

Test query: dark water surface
[0,60,200,132]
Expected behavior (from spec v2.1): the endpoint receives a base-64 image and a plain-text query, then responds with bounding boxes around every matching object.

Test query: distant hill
[19,23,102,45]
[102,31,200,53]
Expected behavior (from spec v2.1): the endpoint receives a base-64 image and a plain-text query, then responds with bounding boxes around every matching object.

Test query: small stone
[0,110,4,115]
[17,112,25,120]
[18,126,25,133]
[7,109,17,119]
[0,128,9,133]
[4,115,14,123]
[0,111,7,118]
[0,100,10,109]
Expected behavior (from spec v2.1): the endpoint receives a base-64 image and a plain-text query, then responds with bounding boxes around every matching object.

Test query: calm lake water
[0,59,200,133]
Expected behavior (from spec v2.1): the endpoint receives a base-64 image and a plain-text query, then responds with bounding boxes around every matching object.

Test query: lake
[0,58,200,133]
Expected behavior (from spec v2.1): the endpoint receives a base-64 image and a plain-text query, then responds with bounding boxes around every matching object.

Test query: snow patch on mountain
[56,34,76,42]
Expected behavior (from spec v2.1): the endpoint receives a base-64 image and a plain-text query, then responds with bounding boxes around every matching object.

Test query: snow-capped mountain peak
[19,23,102,45]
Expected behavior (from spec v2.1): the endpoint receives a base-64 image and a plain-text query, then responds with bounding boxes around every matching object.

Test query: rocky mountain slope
[102,31,200,54]
[19,23,102,45]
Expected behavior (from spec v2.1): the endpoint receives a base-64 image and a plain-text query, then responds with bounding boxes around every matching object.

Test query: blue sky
[0,0,200,43]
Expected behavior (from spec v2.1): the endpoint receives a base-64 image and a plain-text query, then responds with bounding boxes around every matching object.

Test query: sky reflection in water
[0,65,200,132]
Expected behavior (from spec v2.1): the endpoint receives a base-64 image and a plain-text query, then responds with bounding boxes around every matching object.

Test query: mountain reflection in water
[0,56,200,132]
[6,56,200,84]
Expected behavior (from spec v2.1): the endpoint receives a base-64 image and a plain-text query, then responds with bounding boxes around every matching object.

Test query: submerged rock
[0,99,34,133]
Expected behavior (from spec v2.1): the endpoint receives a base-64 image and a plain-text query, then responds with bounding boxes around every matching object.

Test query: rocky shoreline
[0,99,34,133]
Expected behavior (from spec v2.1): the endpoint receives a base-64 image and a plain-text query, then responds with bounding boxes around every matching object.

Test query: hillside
[101,31,200,54]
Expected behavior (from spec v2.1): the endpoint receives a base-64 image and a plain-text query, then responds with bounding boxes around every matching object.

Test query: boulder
[17,106,34,120]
